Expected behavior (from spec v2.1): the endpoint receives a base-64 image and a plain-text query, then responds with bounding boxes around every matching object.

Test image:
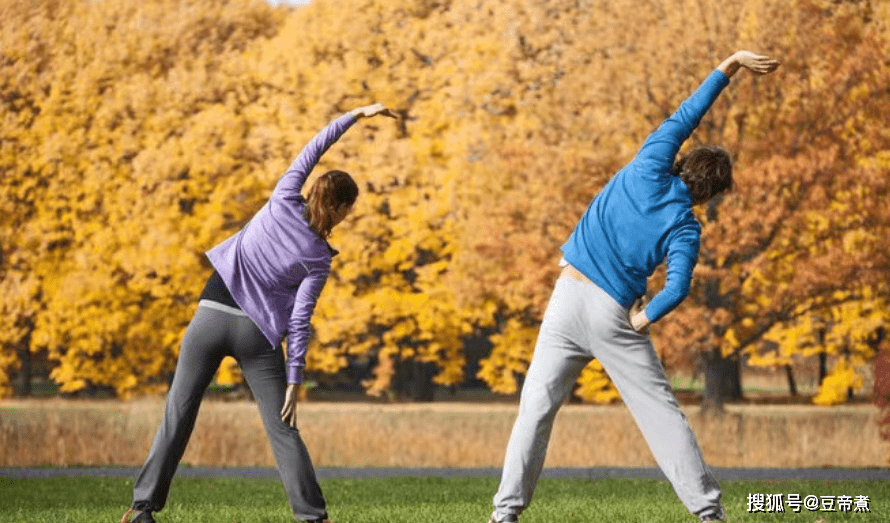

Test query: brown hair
[673,145,733,204]
[305,170,358,240]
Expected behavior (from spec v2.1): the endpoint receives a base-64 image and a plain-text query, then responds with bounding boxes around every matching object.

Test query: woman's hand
[350,103,398,119]
[718,51,780,78]
[280,383,300,428]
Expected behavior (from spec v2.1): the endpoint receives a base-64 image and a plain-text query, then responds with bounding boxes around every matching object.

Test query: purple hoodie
[206,113,357,384]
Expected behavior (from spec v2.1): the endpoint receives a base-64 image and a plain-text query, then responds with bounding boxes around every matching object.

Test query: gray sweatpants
[493,275,722,520]
[132,303,327,521]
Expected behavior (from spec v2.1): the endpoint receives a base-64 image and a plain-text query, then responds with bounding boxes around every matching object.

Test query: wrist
[717,54,742,78]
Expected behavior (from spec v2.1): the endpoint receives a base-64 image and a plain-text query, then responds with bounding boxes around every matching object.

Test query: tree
[0,0,286,396]
[453,0,890,409]
[2,0,887,405]
[662,0,890,409]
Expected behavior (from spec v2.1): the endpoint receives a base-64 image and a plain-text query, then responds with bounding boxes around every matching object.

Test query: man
[488,50,779,523]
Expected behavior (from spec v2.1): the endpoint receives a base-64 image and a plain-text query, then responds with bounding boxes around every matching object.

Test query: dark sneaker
[121,508,156,523]
[488,511,518,523]
[132,512,157,523]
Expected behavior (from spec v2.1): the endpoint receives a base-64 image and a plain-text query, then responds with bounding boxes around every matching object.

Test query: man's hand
[280,383,300,428]
[350,103,398,119]
[629,299,651,334]
[718,51,780,79]
[734,51,780,75]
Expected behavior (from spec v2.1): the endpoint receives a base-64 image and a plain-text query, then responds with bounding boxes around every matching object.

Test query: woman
[488,51,778,523]
[122,103,397,523]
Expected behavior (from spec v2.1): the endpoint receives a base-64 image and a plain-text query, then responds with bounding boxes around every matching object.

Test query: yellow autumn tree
[2,0,887,405]
[2,0,494,398]
[1,0,286,396]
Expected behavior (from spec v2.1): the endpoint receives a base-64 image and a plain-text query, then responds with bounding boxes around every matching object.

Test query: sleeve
[644,223,701,322]
[634,70,731,180]
[273,113,358,200]
[285,268,330,384]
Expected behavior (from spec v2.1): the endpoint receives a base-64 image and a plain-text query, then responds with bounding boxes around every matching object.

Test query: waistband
[559,259,594,285]
[198,299,249,317]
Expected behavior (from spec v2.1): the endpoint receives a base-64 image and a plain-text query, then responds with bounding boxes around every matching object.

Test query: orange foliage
[657,1,890,403]
[1,0,887,402]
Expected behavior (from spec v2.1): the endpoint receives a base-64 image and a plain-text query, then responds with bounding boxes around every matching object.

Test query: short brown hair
[673,145,733,204]
[305,170,358,239]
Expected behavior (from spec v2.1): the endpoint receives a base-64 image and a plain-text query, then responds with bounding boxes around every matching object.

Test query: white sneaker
[488,511,518,523]
[699,505,726,522]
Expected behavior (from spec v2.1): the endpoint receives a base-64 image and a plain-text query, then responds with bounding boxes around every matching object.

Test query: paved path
[2,467,888,481]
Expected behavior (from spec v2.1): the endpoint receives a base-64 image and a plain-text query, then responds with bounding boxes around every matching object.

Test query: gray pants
[132,304,327,521]
[493,276,722,520]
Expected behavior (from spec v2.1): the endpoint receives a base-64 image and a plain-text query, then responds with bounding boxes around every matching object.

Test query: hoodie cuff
[287,366,304,385]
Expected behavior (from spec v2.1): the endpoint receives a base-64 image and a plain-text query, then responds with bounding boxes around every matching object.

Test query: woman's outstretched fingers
[379,107,399,118]
[352,103,399,119]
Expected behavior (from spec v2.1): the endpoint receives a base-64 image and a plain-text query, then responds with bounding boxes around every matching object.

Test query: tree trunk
[15,319,34,397]
[785,364,797,396]
[396,359,436,402]
[698,236,743,414]
[875,346,890,412]
[818,352,828,385]
[701,349,742,414]
[17,345,31,397]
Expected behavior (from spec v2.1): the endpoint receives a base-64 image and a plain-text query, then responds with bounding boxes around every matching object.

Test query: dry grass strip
[1,400,886,468]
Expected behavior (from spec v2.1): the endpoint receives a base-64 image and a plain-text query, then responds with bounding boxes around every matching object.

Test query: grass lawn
[0,476,886,523]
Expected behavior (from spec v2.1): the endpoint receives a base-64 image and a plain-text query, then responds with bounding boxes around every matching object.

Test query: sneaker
[120,509,156,523]
[488,511,518,523]
[699,505,726,522]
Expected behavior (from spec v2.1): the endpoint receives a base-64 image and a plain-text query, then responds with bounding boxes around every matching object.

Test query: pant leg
[229,315,327,522]
[493,278,591,520]
[580,284,722,518]
[133,306,228,512]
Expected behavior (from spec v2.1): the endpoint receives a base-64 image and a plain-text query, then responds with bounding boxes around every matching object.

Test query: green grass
[0,476,886,523]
